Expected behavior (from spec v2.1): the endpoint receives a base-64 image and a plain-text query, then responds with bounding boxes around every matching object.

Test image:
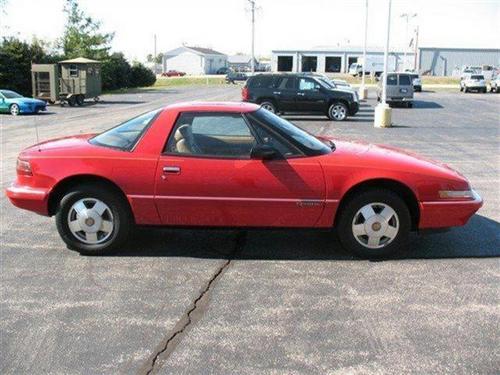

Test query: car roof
[165,101,260,113]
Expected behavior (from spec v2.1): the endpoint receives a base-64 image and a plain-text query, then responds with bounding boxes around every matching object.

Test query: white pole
[249,0,255,73]
[381,0,391,105]
[403,15,408,71]
[362,0,368,87]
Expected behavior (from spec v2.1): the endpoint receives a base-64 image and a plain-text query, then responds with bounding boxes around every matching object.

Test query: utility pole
[413,25,419,71]
[248,0,256,73]
[374,0,392,128]
[153,34,157,74]
[359,0,369,100]
[400,12,416,71]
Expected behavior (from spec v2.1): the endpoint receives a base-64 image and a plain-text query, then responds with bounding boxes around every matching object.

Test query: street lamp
[400,12,417,71]
[359,0,369,100]
[374,0,392,128]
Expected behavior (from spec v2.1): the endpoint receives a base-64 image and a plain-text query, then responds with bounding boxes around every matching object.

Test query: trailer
[31,57,102,106]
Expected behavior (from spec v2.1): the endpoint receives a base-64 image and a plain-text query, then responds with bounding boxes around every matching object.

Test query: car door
[154,111,325,227]
[273,76,298,112]
[397,74,414,99]
[296,77,327,112]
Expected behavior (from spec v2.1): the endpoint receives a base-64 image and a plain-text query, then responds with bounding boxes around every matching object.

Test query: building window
[325,56,341,72]
[301,56,317,72]
[348,56,358,72]
[277,56,293,72]
[69,64,79,77]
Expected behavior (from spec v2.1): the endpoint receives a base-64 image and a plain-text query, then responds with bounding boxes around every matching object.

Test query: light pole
[374,0,392,128]
[400,12,417,71]
[248,0,256,73]
[359,0,369,100]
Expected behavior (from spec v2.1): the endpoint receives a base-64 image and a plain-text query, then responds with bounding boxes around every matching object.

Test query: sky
[1,0,499,61]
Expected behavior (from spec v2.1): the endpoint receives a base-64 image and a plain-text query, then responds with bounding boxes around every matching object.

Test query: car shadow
[96,214,499,261]
[412,100,444,109]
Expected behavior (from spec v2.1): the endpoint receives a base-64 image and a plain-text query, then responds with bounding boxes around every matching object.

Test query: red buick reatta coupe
[6,102,482,258]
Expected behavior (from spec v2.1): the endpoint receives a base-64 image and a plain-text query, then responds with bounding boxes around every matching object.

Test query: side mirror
[250,144,278,160]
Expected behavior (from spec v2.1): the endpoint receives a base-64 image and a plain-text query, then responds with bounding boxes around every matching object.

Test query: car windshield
[471,75,484,80]
[318,78,335,89]
[247,108,331,155]
[90,109,161,150]
[0,90,23,99]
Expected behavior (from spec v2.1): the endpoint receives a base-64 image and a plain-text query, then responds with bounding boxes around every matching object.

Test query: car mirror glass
[250,144,278,160]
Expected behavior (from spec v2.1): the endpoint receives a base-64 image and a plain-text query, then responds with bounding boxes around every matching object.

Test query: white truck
[349,55,397,77]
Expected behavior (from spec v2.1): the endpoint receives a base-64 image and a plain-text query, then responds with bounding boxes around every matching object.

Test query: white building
[162,46,228,75]
[227,54,259,71]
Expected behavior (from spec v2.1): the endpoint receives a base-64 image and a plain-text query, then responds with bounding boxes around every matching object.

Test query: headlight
[439,190,474,199]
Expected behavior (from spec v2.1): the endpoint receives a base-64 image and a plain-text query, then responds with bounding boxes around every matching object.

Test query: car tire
[328,102,348,121]
[55,185,132,255]
[336,189,411,259]
[76,95,85,106]
[260,101,276,113]
[9,104,20,116]
[407,102,413,108]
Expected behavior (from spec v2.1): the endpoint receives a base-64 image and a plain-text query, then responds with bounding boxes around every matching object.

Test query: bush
[101,52,131,91]
[130,63,156,87]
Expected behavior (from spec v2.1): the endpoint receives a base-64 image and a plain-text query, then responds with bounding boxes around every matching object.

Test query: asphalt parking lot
[1,86,499,374]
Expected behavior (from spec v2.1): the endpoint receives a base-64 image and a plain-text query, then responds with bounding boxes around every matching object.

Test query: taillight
[16,158,32,176]
[242,87,249,101]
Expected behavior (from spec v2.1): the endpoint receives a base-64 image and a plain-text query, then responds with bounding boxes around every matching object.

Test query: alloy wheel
[351,202,399,249]
[330,104,347,120]
[67,198,114,244]
[10,104,20,116]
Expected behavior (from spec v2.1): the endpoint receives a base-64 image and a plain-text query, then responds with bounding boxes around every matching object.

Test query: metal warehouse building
[272,46,500,76]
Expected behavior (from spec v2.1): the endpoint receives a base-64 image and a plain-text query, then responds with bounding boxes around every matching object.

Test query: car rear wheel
[260,101,276,113]
[10,104,20,116]
[328,102,348,121]
[55,185,132,255]
[336,189,410,259]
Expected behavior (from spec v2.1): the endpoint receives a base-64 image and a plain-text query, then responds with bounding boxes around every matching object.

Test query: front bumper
[5,183,50,215]
[20,104,47,114]
[418,189,483,229]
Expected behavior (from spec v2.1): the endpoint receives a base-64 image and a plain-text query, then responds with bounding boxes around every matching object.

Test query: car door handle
[297,92,305,96]
[273,91,281,95]
[163,166,181,174]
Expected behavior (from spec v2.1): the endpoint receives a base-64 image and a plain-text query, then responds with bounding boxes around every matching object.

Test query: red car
[6,102,482,258]
[161,70,186,77]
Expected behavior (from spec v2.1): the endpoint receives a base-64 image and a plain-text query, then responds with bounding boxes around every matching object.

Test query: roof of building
[185,46,226,55]
[165,46,227,57]
[228,54,258,64]
[59,57,101,64]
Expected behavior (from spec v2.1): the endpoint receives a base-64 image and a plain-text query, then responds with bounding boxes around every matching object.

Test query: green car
[0,90,47,116]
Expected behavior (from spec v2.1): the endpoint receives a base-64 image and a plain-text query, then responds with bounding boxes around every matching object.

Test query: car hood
[320,137,466,181]
[9,97,46,106]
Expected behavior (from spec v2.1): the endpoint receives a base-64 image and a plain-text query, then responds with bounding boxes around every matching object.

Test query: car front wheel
[336,189,410,259]
[328,102,348,121]
[55,185,132,255]
[10,104,20,116]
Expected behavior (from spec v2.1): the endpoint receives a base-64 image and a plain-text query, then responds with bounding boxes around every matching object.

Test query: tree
[130,63,156,87]
[101,52,131,90]
[0,37,56,96]
[60,0,113,60]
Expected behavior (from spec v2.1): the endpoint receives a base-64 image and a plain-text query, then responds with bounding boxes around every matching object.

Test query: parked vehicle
[377,73,414,107]
[0,89,47,116]
[32,57,102,106]
[460,74,487,93]
[216,67,231,75]
[226,71,248,84]
[489,76,500,93]
[408,73,422,92]
[349,55,396,77]
[6,102,482,258]
[162,70,186,77]
[242,73,359,121]
[331,79,351,88]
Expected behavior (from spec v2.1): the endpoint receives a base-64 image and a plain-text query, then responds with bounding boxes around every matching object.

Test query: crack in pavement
[138,231,247,375]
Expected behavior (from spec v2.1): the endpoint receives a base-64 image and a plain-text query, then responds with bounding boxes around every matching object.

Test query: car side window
[298,78,320,91]
[276,77,296,90]
[387,74,397,86]
[165,112,257,158]
[398,75,411,85]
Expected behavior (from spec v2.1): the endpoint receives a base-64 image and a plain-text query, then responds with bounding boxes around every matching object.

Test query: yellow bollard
[374,103,392,128]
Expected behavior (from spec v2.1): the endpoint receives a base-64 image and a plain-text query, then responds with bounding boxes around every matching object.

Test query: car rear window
[398,75,411,85]
[471,75,484,80]
[90,109,161,150]
[386,74,397,85]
